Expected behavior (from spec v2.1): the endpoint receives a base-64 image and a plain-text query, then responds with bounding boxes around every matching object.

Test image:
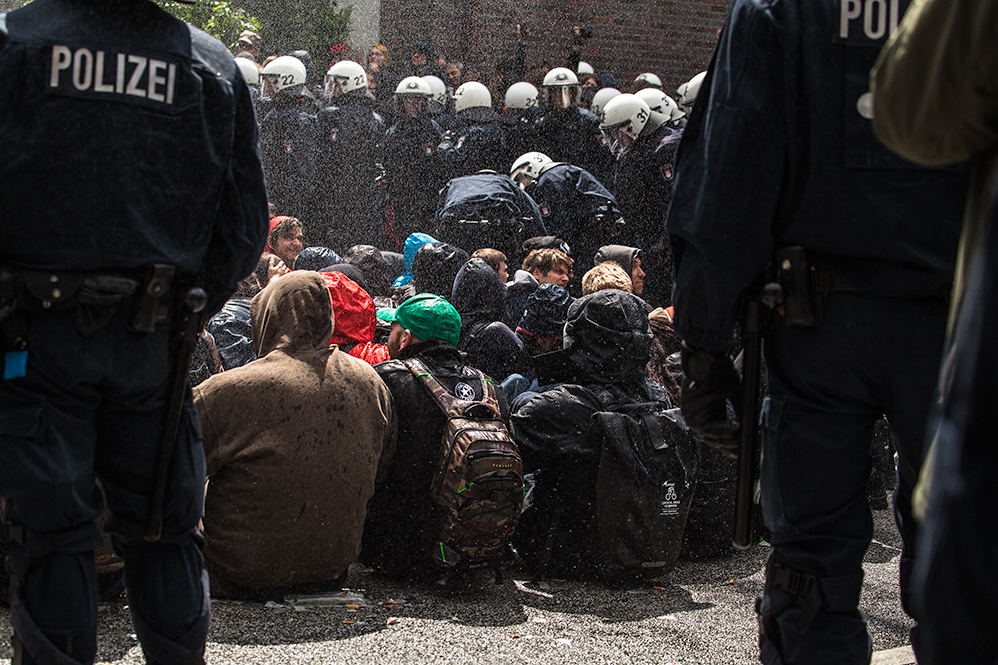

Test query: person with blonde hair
[582,261,632,295]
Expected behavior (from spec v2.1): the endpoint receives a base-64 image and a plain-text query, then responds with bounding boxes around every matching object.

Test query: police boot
[755,551,870,665]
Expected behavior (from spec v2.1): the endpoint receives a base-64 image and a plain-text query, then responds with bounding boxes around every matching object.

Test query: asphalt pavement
[0,508,915,665]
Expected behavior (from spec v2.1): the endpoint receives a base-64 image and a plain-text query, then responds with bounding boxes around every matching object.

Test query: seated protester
[194,272,396,601]
[510,289,690,580]
[293,246,342,271]
[264,215,305,270]
[584,256,678,401]
[411,241,469,300]
[207,272,264,371]
[452,258,530,382]
[646,306,681,405]
[516,283,572,358]
[324,263,370,293]
[504,247,573,328]
[189,329,223,387]
[256,251,289,288]
[392,232,437,303]
[343,244,393,299]
[320,270,391,364]
[471,248,509,283]
[363,294,512,579]
[582,260,632,295]
[382,250,405,284]
[502,283,573,407]
[593,244,645,297]
[338,248,396,343]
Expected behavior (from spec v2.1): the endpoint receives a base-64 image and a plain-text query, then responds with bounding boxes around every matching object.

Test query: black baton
[145,286,207,542]
[733,282,782,550]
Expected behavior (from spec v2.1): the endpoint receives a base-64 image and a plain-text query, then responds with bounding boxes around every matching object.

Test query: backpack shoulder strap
[402,357,502,418]
[401,357,459,414]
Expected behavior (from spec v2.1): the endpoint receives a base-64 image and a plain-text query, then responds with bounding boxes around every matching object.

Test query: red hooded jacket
[320,271,390,364]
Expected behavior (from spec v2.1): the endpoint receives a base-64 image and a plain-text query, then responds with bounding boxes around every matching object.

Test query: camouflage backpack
[402,358,524,569]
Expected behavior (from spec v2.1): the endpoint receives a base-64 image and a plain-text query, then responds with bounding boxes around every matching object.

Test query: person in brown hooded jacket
[193,271,397,600]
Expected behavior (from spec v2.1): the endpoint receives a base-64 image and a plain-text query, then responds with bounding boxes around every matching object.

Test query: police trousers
[0,308,208,665]
[758,292,948,665]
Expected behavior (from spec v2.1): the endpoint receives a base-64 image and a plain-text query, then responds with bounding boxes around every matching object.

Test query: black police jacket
[613,123,681,243]
[314,95,385,193]
[533,163,621,243]
[0,0,269,315]
[536,106,614,191]
[259,95,319,218]
[665,0,969,353]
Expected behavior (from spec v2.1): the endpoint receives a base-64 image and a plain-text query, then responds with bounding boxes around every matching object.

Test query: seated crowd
[185,218,725,601]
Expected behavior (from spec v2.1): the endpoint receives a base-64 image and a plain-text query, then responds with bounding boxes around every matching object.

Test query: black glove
[680,345,741,457]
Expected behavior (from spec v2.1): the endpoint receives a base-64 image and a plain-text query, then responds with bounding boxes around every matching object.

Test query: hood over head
[452,258,507,324]
[319,271,376,347]
[412,242,469,299]
[251,271,334,357]
[294,246,342,271]
[393,232,438,288]
[517,283,571,336]
[325,263,370,294]
[343,245,391,296]
[594,244,641,273]
[563,289,651,383]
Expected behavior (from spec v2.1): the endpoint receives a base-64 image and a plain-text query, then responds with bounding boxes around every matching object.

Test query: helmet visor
[546,86,576,110]
[601,124,636,158]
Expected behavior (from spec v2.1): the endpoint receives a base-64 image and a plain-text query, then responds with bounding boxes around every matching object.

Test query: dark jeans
[0,308,207,664]
[758,292,948,665]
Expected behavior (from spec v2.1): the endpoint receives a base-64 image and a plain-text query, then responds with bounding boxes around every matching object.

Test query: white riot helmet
[634,72,663,88]
[260,56,307,99]
[590,87,621,118]
[542,67,580,110]
[324,60,367,98]
[422,75,447,106]
[634,87,676,126]
[395,75,432,116]
[235,56,260,87]
[510,151,553,189]
[600,94,651,158]
[677,71,707,108]
[453,81,492,113]
[577,61,595,76]
[504,81,539,110]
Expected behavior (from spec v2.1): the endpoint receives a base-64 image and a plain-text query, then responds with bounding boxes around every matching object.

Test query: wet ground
[0,508,914,664]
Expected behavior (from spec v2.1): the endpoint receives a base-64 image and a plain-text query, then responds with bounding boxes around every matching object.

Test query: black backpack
[589,389,700,583]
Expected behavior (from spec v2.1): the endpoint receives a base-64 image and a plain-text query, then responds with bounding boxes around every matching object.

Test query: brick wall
[378,0,730,96]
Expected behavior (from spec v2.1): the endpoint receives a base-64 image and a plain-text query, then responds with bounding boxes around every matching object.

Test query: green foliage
[0,0,351,63]
[238,0,352,62]
[155,1,261,52]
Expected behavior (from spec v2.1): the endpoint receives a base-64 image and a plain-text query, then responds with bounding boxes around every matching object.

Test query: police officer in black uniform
[535,67,614,191]
[665,1,968,663]
[259,54,319,221]
[311,59,386,250]
[601,93,681,308]
[0,1,269,663]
